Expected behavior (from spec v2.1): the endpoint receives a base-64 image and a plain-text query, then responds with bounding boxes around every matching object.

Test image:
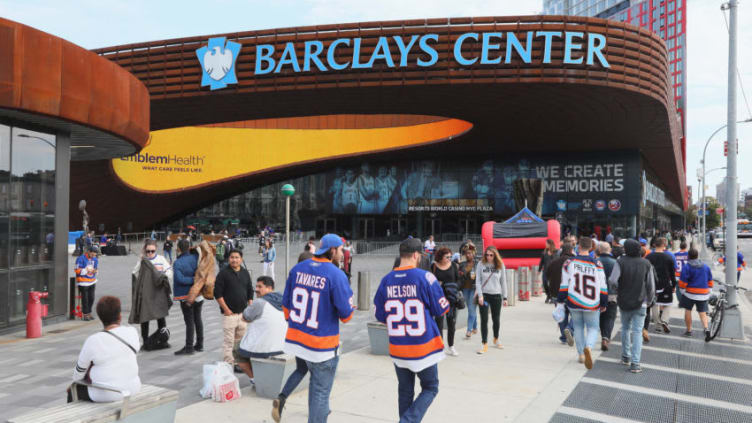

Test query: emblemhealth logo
[196,37,241,90]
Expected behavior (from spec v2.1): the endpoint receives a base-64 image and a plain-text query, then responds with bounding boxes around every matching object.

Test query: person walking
[475,246,508,354]
[263,238,276,277]
[424,235,436,263]
[596,242,618,351]
[373,237,450,423]
[74,246,99,321]
[215,249,254,372]
[458,242,478,338]
[216,239,227,269]
[539,239,559,304]
[163,237,174,263]
[431,247,460,356]
[272,234,354,423]
[678,248,714,341]
[132,239,173,349]
[558,237,607,369]
[546,242,575,345]
[608,239,655,373]
[172,239,204,355]
[646,238,676,334]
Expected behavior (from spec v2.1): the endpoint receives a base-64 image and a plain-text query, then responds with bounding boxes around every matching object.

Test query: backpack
[143,327,170,351]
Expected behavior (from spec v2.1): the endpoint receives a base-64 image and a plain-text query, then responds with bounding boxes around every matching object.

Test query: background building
[716,179,740,209]
[543,0,687,168]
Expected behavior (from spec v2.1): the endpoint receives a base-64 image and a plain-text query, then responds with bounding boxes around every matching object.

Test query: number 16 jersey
[374,266,450,372]
[558,256,608,311]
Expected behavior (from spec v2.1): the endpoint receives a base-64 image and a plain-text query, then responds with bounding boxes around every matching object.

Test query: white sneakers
[447,346,459,356]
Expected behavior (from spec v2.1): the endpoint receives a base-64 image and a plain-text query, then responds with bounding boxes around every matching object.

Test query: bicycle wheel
[709,303,724,340]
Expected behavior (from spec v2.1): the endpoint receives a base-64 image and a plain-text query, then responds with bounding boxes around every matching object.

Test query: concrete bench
[7,383,178,423]
[367,321,389,355]
[250,353,309,399]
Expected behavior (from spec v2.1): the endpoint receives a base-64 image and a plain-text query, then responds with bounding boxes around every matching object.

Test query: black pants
[600,301,618,339]
[644,306,651,330]
[141,318,167,342]
[479,294,502,344]
[79,285,96,315]
[66,384,92,403]
[435,308,456,347]
[180,300,204,348]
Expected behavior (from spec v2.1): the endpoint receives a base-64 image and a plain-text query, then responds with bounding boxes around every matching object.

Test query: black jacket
[545,251,574,299]
[646,251,677,291]
[610,240,656,311]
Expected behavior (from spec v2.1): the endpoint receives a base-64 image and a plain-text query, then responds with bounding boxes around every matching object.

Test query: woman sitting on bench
[68,296,141,402]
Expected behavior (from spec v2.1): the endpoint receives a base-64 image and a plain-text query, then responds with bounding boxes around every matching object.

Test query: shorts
[655,289,674,305]
[232,345,281,363]
[679,295,708,313]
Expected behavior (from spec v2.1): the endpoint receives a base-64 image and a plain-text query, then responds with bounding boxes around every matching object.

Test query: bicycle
[707,279,748,341]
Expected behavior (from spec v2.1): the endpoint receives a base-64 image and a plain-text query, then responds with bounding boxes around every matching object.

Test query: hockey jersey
[75,254,98,286]
[720,252,747,271]
[374,266,449,373]
[558,256,608,310]
[282,257,355,363]
[679,259,713,300]
[674,251,689,277]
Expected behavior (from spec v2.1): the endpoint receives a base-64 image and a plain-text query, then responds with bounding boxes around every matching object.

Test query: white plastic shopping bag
[199,363,217,399]
[552,303,565,323]
[211,361,241,403]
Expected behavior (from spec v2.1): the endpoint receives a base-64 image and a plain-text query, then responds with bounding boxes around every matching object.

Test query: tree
[685,204,698,228]
[704,196,722,229]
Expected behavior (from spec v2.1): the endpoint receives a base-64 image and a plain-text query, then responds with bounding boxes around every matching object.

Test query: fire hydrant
[26,291,49,339]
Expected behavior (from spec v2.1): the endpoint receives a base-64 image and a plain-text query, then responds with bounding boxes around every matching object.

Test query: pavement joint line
[645,331,752,349]
[597,357,752,386]
[0,374,27,383]
[580,377,752,414]
[557,406,647,423]
[608,341,752,365]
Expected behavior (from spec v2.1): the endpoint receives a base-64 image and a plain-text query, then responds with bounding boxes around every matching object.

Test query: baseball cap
[639,238,647,246]
[314,233,344,256]
[399,238,423,255]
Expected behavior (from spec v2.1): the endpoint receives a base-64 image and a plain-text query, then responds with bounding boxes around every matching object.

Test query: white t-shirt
[73,325,141,402]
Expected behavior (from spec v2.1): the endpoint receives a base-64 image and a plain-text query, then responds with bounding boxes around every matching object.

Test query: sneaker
[704,329,711,343]
[472,329,478,335]
[249,378,255,386]
[174,346,194,356]
[620,356,631,366]
[194,344,204,352]
[642,328,650,343]
[465,331,472,339]
[477,343,488,355]
[629,363,642,373]
[493,338,503,349]
[578,354,585,363]
[683,330,693,338]
[661,321,671,333]
[601,338,609,351]
[583,347,593,370]
[564,328,574,347]
[272,396,286,422]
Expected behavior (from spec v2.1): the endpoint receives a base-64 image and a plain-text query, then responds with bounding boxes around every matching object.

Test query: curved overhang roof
[0,18,150,159]
[73,15,684,230]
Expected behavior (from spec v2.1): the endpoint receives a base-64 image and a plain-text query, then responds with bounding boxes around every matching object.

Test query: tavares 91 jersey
[374,265,450,372]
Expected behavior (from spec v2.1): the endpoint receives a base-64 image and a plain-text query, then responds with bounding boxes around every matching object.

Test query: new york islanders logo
[196,37,241,90]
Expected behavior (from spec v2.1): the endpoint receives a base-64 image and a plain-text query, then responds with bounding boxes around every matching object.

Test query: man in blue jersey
[374,237,450,423]
[273,234,354,423]
[558,237,608,370]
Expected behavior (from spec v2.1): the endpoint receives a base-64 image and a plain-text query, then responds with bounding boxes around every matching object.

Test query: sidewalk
[175,294,592,423]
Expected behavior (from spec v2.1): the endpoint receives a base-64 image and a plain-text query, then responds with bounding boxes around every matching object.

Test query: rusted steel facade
[74,16,684,230]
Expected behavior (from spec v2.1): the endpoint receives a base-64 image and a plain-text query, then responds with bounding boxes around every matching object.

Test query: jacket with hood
[608,240,656,311]
[173,251,199,300]
[678,259,713,301]
[239,292,287,357]
[545,250,574,299]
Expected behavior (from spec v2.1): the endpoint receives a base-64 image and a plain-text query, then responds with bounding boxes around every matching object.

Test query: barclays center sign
[196,31,611,90]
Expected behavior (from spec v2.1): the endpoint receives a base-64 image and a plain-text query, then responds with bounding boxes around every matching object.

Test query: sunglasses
[146,249,156,253]
[485,253,494,256]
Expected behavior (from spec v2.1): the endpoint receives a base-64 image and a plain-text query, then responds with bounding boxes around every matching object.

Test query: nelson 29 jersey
[374,265,450,373]
[558,256,608,311]
[282,257,355,363]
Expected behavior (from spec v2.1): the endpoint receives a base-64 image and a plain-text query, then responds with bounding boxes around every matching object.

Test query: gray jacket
[608,240,655,311]
[129,259,173,324]
[475,262,508,299]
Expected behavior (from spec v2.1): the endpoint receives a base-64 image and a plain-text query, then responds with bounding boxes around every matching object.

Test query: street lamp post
[281,184,295,277]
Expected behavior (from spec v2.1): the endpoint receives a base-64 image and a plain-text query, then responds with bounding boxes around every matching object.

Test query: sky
[1,0,750,204]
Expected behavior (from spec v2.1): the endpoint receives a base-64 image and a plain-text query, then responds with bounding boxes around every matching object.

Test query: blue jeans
[305,356,339,423]
[165,249,172,263]
[462,288,478,331]
[570,309,600,355]
[558,305,573,342]
[394,364,439,423]
[280,357,308,399]
[620,307,647,365]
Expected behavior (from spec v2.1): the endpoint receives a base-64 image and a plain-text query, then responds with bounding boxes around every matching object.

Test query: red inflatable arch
[481,208,561,270]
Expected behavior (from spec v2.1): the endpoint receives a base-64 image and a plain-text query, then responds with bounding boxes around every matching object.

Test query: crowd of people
[68,227,737,422]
